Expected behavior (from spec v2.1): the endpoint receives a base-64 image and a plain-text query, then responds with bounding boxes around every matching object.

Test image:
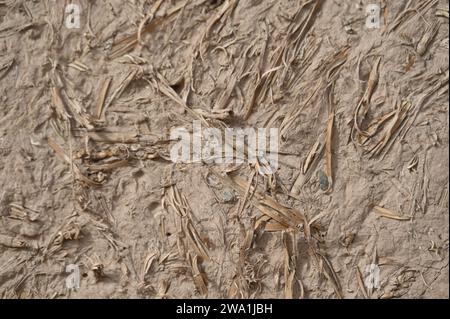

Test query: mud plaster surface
[0,0,448,298]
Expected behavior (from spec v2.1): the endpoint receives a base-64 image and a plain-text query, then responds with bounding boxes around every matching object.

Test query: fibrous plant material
[0,0,447,300]
[212,169,309,234]
[373,206,412,221]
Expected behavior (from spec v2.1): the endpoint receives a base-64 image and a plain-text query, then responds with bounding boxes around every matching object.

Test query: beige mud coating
[0,0,448,298]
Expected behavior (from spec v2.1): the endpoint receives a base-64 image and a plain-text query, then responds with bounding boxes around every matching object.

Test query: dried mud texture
[0,0,448,299]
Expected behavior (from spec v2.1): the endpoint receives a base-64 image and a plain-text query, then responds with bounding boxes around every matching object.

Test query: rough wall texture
[0,0,448,299]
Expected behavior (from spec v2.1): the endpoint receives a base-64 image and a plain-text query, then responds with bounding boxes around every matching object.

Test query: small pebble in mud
[318,170,329,191]
[222,189,235,203]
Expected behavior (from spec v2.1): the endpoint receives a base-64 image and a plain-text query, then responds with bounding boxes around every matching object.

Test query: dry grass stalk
[291,136,324,195]
[137,0,164,45]
[95,77,112,120]
[417,22,440,55]
[163,186,211,295]
[199,0,239,57]
[87,131,139,144]
[323,83,335,193]
[236,170,256,217]
[401,70,448,141]
[102,69,139,119]
[212,169,310,237]
[156,280,170,299]
[242,0,322,120]
[44,221,83,255]
[51,87,71,121]
[47,137,102,187]
[435,8,449,18]
[61,91,95,130]
[225,170,308,232]
[310,249,342,298]
[303,139,322,174]
[109,1,188,59]
[278,0,322,86]
[350,62,416,158]
[229,219,259,298]
[67,60,90,72]
[373,206,411,221]
[9,203,40,222]
[0,22,35,38]
[387,0,437,34]
[140,252,158,283]
[188,252,208,296]
[368,100,413,157]
[283,231,299,298]
[164,185,190,218]
[352,57,381,139]
[151,71,208,126]
[355,266,369,299]
[255,215,288,232]
[52,81,94,130]
[183,218,210,261]
[164,186,210,260]
[0,56,14,79]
